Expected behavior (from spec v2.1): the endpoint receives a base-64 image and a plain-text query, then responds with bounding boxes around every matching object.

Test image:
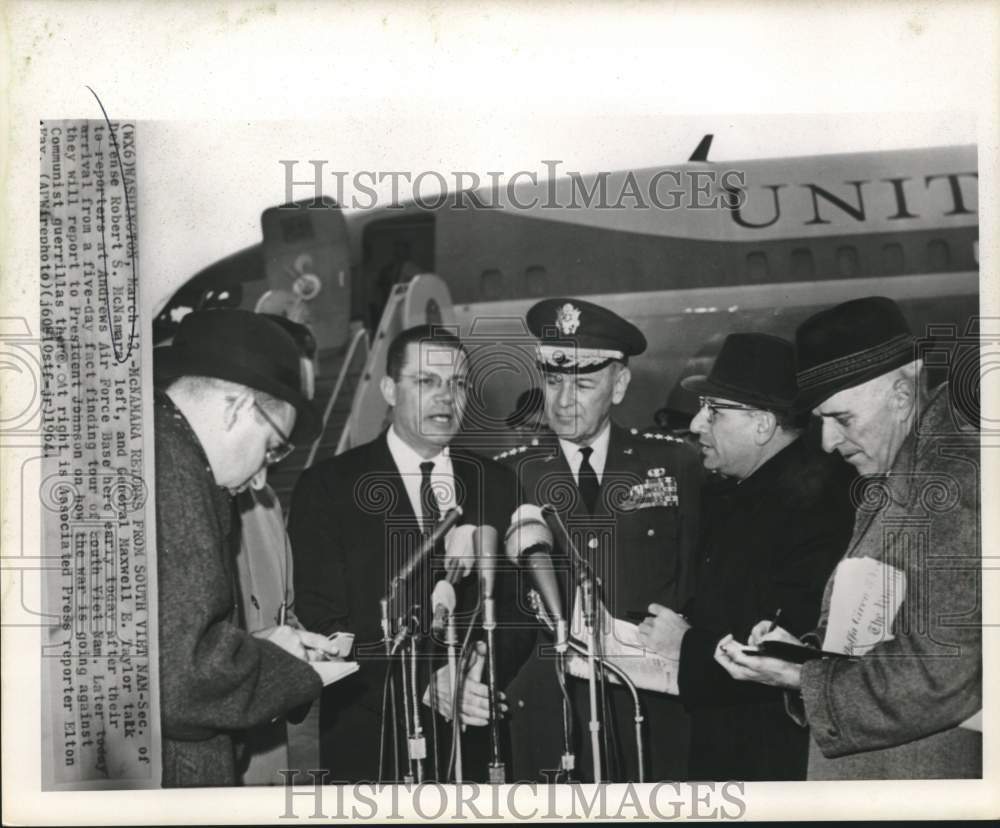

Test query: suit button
[647,529,655,537]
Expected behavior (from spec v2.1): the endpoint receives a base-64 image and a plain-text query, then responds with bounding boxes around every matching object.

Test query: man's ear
[223,390,254,432]
[754,410,778,445]
[891,358,923,418]
[611,365,632,406]
[380,375,397,408]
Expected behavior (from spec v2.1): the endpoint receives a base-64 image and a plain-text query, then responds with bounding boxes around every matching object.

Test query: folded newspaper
[564,588,679,695]
[821,556,980,732]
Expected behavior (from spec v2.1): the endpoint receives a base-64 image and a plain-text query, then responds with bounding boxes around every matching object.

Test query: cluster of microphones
[412,504,568,650]
[383,503,612,784]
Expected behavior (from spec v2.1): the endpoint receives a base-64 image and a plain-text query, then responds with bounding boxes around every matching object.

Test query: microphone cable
[534,593,646,782]
[377,632,410,783]
[554,653,574,781]
[446,605,480,782]
[594,605,620,781]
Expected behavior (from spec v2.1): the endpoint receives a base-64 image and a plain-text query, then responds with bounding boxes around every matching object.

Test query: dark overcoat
[678,437,855,780]
[155,393,321,788]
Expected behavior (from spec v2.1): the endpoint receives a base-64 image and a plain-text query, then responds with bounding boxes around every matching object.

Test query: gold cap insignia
[555,303,581,336]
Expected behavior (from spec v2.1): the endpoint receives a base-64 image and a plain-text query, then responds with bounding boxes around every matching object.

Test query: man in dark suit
[288,325,528,783]
[637,333,855,780]
[497,298,703,782]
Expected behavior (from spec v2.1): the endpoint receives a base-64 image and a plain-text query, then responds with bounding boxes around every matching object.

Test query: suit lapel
[371,431,419,523]
[451,450,477,524]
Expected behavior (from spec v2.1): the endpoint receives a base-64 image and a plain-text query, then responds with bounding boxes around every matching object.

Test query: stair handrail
[303,326,370,470]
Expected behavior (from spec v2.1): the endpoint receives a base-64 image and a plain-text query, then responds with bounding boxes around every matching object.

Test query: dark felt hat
[527,297,646,374]
[795,296,915,411]
[154,309,320,442]
[682,333,797,410]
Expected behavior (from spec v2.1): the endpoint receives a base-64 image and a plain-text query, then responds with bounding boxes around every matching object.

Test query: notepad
[311,659,360,687]
[565,587,680,695]
[741,641,854,664]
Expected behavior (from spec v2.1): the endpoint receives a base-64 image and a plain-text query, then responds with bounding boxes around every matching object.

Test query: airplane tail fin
[689,134,713,162]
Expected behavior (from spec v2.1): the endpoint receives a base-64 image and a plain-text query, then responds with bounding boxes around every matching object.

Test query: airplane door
[260,197,351,351]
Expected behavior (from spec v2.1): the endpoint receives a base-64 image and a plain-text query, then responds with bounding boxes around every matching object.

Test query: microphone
[474,523,505,780]
[540,503,593,579]
[474,525,499,601]
[431,579,456,633]
[443,523,476,584]
[505,505,567,652]
[386,506,464,601]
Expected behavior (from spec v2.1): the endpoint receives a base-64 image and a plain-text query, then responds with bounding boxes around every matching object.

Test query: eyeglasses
[697,396,759,424]
[401,373,469,394]
[253,401,295,466]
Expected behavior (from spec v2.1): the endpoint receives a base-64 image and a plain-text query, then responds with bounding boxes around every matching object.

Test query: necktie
[578,446,600,514]
[419,460,442,532]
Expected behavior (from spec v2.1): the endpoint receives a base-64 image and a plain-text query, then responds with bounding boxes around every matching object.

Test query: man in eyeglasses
[288,324,529,782]
[636,332,855,780]
[715,298,981,780]
[231,315,337,785]
[153,309,341,787]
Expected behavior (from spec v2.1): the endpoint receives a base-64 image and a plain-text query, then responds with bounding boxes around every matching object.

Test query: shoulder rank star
[555,303,581,335]
[493,443,534,461]
[640,431,684,444]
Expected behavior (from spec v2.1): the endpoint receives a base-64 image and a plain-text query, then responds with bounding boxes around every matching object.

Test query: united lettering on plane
[727,171,978,229]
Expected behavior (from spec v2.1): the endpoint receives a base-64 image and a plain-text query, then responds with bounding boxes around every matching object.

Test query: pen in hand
[767,608,782,634]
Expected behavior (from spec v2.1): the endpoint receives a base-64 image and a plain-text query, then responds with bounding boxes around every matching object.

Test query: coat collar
[843,386,938,555]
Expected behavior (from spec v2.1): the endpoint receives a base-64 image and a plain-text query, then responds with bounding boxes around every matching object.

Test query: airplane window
[927,239,951,271]
[746,252,769,281]
[836,246,860,278]
[525,265,549,297]
[481,268,504,301]
[881,243,905,276]
[791,248,815,280]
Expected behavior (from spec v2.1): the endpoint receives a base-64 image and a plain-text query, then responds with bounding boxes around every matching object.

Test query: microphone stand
[539,504,610,784]
[380,507,463,782]
[580,575,603,783]
[380,598,401,781]
[408,615,426,783]
[445,609,463,783]
[394,613,418,784]
[527,590,575,779]
[482,591,505,783]
[529,589,646,783]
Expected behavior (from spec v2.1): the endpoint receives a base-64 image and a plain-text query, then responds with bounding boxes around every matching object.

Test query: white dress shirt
[386,426,457,523]
[557,421,611,484]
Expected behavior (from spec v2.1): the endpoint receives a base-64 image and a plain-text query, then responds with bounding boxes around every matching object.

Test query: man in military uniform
[498,298,702,782]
